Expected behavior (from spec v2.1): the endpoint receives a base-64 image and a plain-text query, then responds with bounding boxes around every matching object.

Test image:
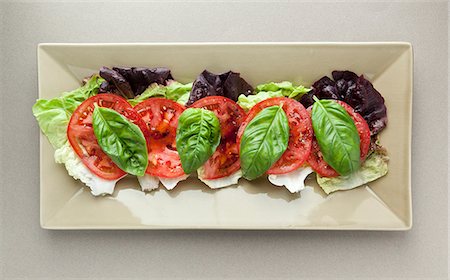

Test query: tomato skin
[134,98,186,178]
[67,94,150,180]
[307,100,371,177]
[337,101,371,161]
[237,97,313,175]
[191,96,246,179]
[306,138,339,178]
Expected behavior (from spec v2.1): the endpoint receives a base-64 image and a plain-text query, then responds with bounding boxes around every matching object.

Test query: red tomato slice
[134,98,186,178]
[237,97,313,175]
[67,94,150,180]
[307,100,371,177]
[191,96,246,179]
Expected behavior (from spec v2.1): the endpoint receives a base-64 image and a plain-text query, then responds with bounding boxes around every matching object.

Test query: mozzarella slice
[137,174,160,192]
[268,166,313,193]
[54,143,122,196]
[198,169,242,189]
[159,175,189,190]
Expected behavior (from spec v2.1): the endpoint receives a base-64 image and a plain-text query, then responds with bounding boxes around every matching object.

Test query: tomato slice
[191,96,246,179]
[237,97,313,175]
[134,98,186,178]
[307,100,371,177]
[67,94,150,180]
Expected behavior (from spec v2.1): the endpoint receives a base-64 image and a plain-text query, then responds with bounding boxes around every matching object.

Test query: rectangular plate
[38,43,412,230]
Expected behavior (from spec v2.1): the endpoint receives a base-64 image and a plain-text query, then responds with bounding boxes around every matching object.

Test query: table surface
[0,1,448,279]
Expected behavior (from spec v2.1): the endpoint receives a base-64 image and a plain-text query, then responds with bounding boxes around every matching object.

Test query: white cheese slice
[268,166,313,193]
[54,143,122,196]
[198,169,242,189]
[159,175,189,190]
[137,174,160,192]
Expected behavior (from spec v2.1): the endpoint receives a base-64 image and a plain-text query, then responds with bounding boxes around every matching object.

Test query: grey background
[1,1,448,279]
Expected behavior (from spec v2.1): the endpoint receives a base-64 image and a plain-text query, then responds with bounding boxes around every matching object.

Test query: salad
[33,67,389,196]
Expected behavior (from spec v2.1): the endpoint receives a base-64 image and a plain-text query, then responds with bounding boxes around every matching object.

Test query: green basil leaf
[240,106,289,180]
[311,97,360,176]
[92,107,148,176]
[176,108,221,174]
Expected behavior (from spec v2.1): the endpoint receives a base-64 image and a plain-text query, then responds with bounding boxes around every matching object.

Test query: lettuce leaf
[255,81,310,99]
[187,70,253,105]
[32,75,104,149]
[128,83,166,106]
[128,81,192,106]
[237,81,310,110]
[99,66,173,97]
[166,81,193,101]
[176,92,191,105]
[303,71,388,135]
[316,146,389,194]
[237,91,283,111]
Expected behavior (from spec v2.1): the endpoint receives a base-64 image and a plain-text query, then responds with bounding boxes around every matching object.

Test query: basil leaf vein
[240,105,289,180]
[175,108,221,174]
[311,97,360,176]
[92,107,148,176]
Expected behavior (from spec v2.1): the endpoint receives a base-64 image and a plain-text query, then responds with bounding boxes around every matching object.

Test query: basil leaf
[176,108,221,174]
[311,97,360,176]
[240,106,289,180]
[92,107,148,176]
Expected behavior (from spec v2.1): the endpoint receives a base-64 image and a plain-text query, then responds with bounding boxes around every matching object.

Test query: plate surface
[38,43,412,230]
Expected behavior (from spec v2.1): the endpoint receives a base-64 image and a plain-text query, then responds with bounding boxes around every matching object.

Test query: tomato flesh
[67,94,150,180]
[191,96,246,179]
[237,97,313,175]
[134,98,186,178]
[307,100,371,177]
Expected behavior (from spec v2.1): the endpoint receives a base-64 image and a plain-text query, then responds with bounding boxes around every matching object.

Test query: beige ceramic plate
[38,43,412,230]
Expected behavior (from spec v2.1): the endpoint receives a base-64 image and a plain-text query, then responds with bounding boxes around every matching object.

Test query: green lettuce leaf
[128,82,192,106]
[128,84,166,106]
[237,81,310,111]
[32,75,104,149]
[166,81,193,101]
[316,146,389,194]
[237,91,283,111]
[176,92,191,105]
[255,81,310,99]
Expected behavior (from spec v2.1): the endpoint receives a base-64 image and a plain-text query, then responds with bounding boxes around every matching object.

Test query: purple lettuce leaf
[332,70,358,99]
[99,66,134,98]
[344,75,387,135]
[304,70,387,135]
[187,70,223,105]
[187,70,253,105]
[99,66,173,97]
